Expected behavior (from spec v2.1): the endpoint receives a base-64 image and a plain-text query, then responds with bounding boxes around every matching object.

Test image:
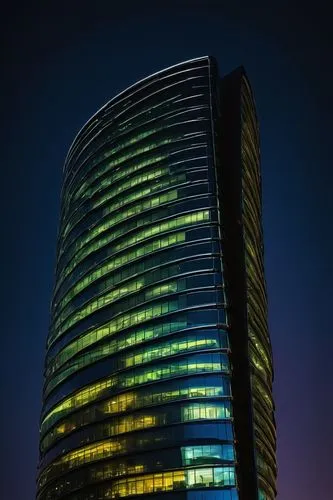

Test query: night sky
[1,2,332,499]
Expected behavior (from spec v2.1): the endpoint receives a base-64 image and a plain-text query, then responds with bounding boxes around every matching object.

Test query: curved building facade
[37,57,276,500]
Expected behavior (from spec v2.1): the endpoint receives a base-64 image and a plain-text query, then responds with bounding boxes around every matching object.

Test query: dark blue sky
[1,2,332,499]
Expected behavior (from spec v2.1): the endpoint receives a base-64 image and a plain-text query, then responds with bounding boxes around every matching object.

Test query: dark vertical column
[217,67,258,499]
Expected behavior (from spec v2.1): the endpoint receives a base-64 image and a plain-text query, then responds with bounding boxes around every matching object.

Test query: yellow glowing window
[49,232,186,345]
[61,189,178,268]
[63,162,179,242]
[41,377,114,430]
[41,354,225,435]
[54,231,186,315]
[71,134,172,202]
[60,210,209,284]
[40,384,228,452]
[46,319,188,395]
[53,279,181,341]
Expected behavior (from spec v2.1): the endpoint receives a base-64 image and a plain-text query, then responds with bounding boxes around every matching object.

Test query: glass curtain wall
[37,57,238,500]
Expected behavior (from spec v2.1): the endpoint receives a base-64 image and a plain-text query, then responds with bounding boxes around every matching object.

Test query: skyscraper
[37,56,276,500]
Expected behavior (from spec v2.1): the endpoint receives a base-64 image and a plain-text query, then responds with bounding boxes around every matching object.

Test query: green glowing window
[55,231,186,315]
[40,464,235,497]
[67,135,175,210]
[41,382,229,451]
[186,467,235,488]
[181,444,234,466]
[67,125,204,210]
[41,354,227,435]
[59,209,207,284]
[61,189,179,266]
[62,154,171,238]
[47,321,223,395]
[48,319,187,385]
[53,278,183,341]
[43,402,233,455]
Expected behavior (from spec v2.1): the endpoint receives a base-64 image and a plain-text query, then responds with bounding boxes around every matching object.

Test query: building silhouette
[37,56,276,500]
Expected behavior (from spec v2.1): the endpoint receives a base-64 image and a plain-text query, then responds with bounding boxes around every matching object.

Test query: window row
[60,188,180,269]
[47,302,225,366]
[60,169,173,277]
[42,374,230,449]
[61,130,205,235]
[53,253,219,325]
[182,444,234,465]
[53,232,217,317]
[58,208,211,286]
[249,345,269,383]
[246,257,267,311]
[84,467,236,498]
[62,65,209,197]
[62,177,210,255]
[67,120,204,209]
[59,193,212,281]
[66,119,207,213]
[245,237,264,280]
[50,281,182,355]
[52,272,221,344]
[248,330,271,377]
[66,163,172,244]
[45,329,227,397]
[40,439,236,500]
[65,124,167,201]
[64,140,209,240]
[56,210,217,305]
[65,91,209,192]
[43,351,229,423]
[40,419,234,487]
[62,166,185,247]
[248,315,270,356]
[63,85,179,184]
[41,353,230,435]
[247,288,267,335]
[51,278,184,342]
[53,230,186,313]
[48,293,224,374]
[65,151,167,228]
[43,399,233,455]
[47,318,187,378]
[68,134,173,205]
[242,192,261,239]
[42,403,235,468]
[242,167,260,217]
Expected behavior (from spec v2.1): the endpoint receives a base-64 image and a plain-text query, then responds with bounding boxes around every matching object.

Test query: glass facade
[37,57,276,499]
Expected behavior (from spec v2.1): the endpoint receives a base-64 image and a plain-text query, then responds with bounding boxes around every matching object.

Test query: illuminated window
[41,353,228,435]
[53,278,183,340]
[54,231,186,316]
[46,319,188,390]
[182,444,235,465]
[182,401,232,421]
[41,382,231,451]
[60,189,179,272]
[57,209,210,289]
